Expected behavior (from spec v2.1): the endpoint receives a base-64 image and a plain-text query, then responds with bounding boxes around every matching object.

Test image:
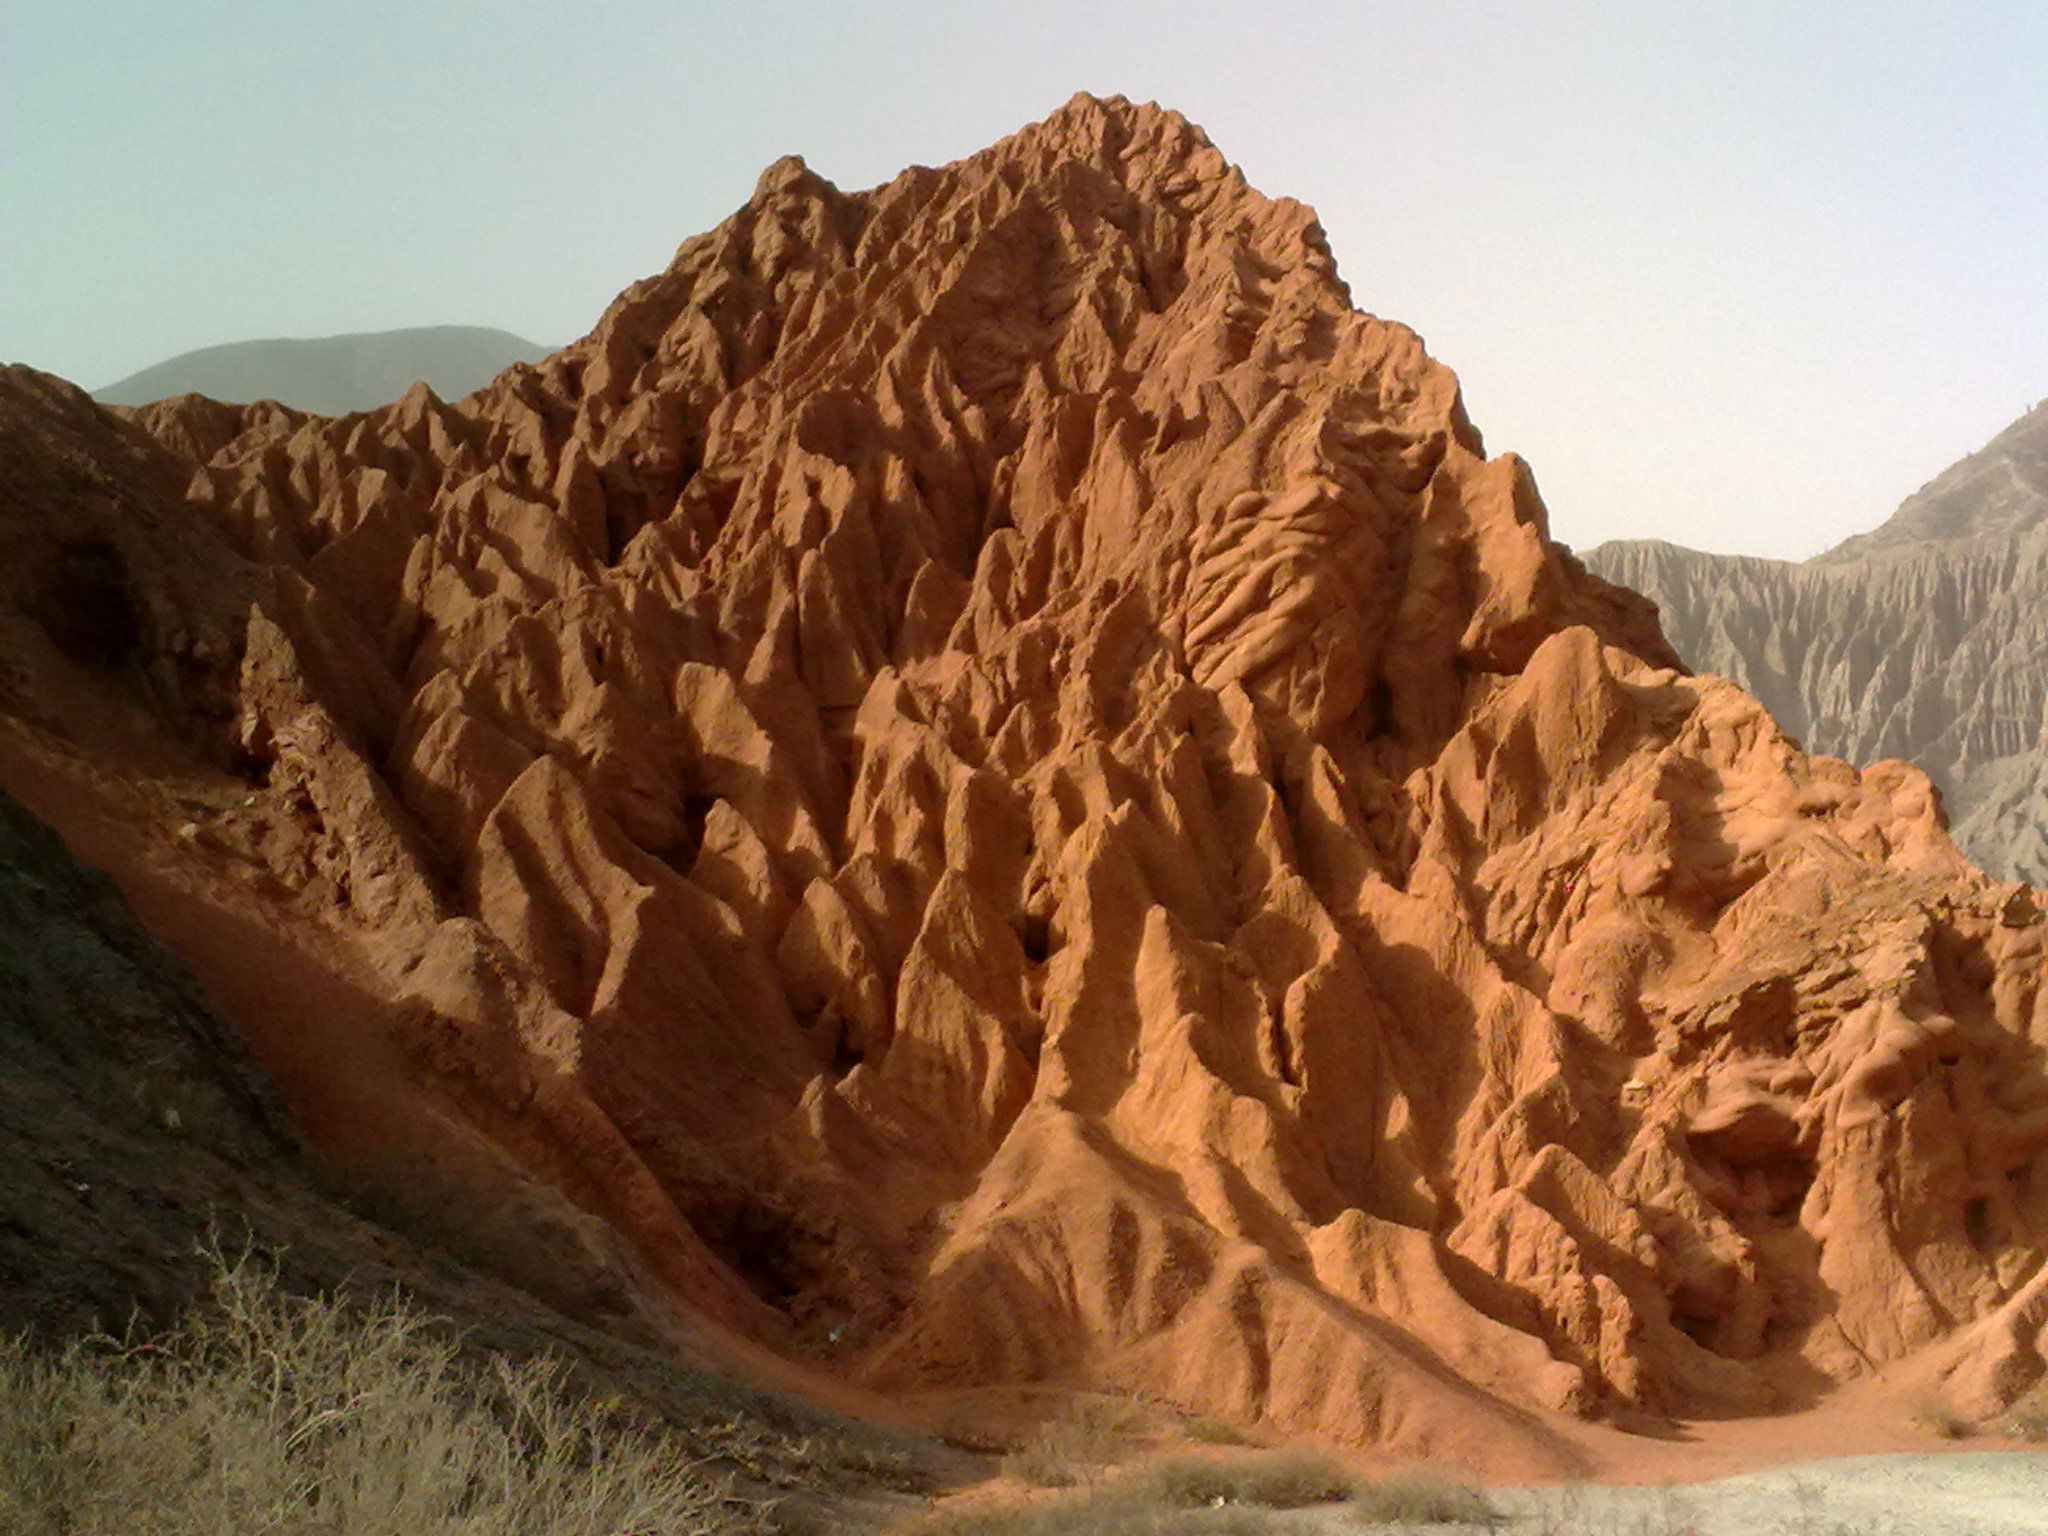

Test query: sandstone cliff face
[4,96,2046,1467]
[1585,402,2048,886]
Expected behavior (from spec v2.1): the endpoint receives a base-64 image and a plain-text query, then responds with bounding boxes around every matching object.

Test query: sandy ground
[1481,1452,2048,1535]
[891,1373,2048,1534]
[879,1448,2048,1534]
[1218,1452,2048,1535]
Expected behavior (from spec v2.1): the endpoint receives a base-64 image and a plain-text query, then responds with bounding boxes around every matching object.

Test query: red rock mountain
[3,96,2045,1471]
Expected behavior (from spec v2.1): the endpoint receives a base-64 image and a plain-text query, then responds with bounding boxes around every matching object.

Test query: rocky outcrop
[4,95,2045,1467]
[1585,402,2048,886]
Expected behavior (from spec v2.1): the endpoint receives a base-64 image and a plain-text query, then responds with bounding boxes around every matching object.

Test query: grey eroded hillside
[1585,401,2048,886]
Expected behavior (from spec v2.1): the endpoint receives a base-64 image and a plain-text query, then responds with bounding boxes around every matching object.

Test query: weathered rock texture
[1586,403,2048,886]
[4,96,2046,1468]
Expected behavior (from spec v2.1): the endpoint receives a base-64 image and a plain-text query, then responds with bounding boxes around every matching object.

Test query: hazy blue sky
[5,2,2044,557]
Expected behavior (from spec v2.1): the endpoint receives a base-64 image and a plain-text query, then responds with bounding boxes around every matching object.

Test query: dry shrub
[1000,1433,1090,1490]
[1000,1395,1151,1487]
[898,1490,1271,1536]
[1113,1447,1363,1509]
[1348,1465,1498,1525]
[909,1446,1371,1535]
[1180,1415,1250,1446]
[1071,1393,1157,1439]
[0,1246,748,1535]
[1909,1395,1972,1439]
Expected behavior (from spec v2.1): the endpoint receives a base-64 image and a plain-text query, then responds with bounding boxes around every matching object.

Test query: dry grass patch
[898,1488,1274,1535]
[1001,1394,1157,1487]
[0,1246,749,1536]
[1000,1418,1100,1488]
[1113,1448,1364,1509]
[1347,1466,1498,1526]
[1180,1414,1252,1446]
[899,1448,1497,1534]
[1909,1395,1972,1439]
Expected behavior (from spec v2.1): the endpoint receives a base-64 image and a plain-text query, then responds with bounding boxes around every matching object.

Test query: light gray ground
[1494,1453,2048,1536]
[1279,1452,2047,1535]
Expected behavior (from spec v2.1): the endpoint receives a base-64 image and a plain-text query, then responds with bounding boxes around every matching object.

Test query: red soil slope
[2,95,2043,1474]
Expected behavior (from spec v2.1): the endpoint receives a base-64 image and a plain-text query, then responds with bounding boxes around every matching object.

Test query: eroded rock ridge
[3,96,2045,1466]
[1587,402,2048,886]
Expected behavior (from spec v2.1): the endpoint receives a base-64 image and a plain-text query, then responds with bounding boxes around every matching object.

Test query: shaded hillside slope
[93,326,553,415]
[1586,403,2048,885]
[3,95,2045,1471]
[0,782,940,1523]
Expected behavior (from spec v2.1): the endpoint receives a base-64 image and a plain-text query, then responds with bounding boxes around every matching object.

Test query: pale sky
[4,2,2044,558]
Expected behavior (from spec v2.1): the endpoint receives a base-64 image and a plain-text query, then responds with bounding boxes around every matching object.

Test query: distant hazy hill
[1816,399,2048,562]
[94,326,553,415]
[1585,400,2048,886]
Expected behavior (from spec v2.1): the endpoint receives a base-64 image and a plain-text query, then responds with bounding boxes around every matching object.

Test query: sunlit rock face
[3,95,2044,1471]
[1587,401,2048,887]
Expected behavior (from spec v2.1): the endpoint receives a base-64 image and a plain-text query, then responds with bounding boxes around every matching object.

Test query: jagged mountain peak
[566,95,1357,452]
